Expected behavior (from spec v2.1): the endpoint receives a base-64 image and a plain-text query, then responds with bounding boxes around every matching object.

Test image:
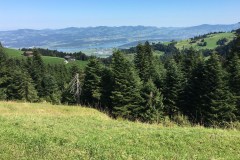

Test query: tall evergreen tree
[81,58,102,107]
[228,53,240,119]
[181,48,203,79]
[41,74,61,104]
[100,67,114,112]
[6,69,38,102]
[181,61,206,123]
[134,41,155,82]
[163,59,184,118]
[111,51,143,120]
[134,43,146,81]
[0,47,8,99]
[141,79,164,123]
[27,50,45,96]
[202,53,236,126]
[151,56,166,91]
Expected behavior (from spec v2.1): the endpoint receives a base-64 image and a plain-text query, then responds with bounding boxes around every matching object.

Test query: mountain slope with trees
[0,29,240,127]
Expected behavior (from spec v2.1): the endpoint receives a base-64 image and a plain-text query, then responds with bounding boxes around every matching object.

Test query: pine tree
[111,51,143,120]
[163,59,184,118]
[202,53,236,126]
[81,58,102,107]
[141,79,164,123]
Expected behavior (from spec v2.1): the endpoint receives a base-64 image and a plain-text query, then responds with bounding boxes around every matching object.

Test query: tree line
[0,29,240,127]
[21,48,89,61]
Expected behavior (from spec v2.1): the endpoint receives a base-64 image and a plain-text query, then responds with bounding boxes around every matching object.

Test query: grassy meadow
[0,101,240,159]
[175,32,235,50]
[3,48,88,69]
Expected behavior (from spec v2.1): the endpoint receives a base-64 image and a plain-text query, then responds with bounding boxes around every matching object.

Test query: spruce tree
[141,79,164,123]
[100,67,113,112]
[202,53,236,126]
[181,48,203,79]
[7,69,38,102]
[182,61,206,123]
[0,47,8,100]
[81,58,102,107]
[134,43,146,81]
[28,50,45,96]
[228,53,240,119]
[163,59,184,118]
[111,51,143,120]
[151,56,166,91]
[41,74,61,104]
[134,41,154,83]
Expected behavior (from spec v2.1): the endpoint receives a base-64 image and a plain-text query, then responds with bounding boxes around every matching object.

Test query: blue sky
[0,0,239,30]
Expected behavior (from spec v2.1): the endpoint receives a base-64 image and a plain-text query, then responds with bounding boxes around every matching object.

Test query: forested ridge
[0,29,240,127]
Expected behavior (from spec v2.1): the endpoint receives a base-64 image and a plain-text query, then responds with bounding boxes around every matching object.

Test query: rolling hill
[175,32,236,50]
[0,101,239,159]
[0,23,240,52]
[122,32,237,61]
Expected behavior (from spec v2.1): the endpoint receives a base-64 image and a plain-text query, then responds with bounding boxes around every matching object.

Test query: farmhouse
[23,51,34,57]
[64,55,76,62]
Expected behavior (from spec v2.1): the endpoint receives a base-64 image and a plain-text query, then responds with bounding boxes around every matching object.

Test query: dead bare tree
[69,73,81,105]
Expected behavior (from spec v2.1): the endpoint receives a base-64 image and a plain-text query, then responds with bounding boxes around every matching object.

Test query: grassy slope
[3,48,88,69]
[0,101,239,160]
[124,32,235,60]
[175,32,236,50]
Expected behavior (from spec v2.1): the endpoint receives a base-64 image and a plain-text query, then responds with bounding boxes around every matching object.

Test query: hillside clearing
[0,101,239,160]
[175,32,236,50]
[3,48,88,69]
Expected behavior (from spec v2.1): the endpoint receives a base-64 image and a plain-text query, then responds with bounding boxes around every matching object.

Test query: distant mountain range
[0,23,240,52]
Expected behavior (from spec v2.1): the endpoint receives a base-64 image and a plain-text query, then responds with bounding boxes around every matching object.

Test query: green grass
[0,101,240,160]
[3,48,88,69]
[3,48,23,58]
[41,56,66,65]
[175,32,236,50]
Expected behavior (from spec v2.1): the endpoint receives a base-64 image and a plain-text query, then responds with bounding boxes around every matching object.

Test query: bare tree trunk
[70,73,81,105]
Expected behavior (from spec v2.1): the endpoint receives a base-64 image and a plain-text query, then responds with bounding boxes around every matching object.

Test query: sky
[0,0,240,30]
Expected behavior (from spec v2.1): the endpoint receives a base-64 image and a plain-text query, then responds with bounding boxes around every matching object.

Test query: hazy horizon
[0,0,240,31]
[0,22,239,32]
